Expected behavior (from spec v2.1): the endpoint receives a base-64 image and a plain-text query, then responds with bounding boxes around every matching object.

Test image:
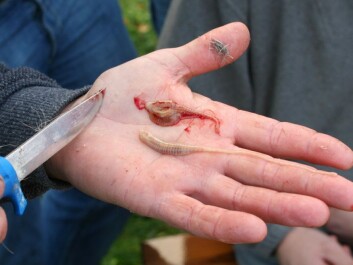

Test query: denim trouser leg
[0,0,136,264]
[150,0,172,34]
[0,198,43,265]
[42,190,130,265]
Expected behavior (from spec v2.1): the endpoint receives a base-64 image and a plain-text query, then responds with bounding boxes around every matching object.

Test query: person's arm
[2,22,353,246]
[0,64,89,197]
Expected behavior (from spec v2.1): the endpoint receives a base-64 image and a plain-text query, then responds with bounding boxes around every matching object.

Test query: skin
[326,208,353,246]
[0,179,6,242]
[277,228,353,265]
[2,23,353,244]
[276,208,353,265]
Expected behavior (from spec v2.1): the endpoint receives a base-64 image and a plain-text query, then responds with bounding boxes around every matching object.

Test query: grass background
[101,1,181,264]
[118,0,157,55]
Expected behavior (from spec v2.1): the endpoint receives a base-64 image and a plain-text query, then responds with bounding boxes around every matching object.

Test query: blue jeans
[0,0,137,264]
[150,0,172,34]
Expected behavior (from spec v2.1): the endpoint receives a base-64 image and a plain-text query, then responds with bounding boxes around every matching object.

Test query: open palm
[48,22,353,244]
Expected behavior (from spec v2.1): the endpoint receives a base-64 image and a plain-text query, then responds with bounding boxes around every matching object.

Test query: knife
[0,88,105,215]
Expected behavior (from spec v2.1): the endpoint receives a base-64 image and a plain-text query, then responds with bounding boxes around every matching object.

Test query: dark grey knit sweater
[0,64,89,198]
[158,0,353,264]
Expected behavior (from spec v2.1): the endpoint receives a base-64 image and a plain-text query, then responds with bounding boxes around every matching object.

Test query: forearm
[0,64,89,198]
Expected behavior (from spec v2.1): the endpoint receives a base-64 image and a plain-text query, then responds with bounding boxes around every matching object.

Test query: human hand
[327,208,353,246]
[47,22,353,244]
[0,178,7,243]
[277,227,353,265]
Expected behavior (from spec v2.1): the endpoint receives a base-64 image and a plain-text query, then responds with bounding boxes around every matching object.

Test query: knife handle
[0,157,27,215]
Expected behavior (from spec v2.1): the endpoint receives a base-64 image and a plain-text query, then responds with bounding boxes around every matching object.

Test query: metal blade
[6,89,104,181]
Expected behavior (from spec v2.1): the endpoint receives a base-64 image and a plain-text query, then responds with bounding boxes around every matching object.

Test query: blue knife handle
[0,157,27,215]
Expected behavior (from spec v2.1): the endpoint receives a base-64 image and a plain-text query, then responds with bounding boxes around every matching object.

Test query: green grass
[101,216,181,265]
[118,0,158,55]
[101,2,181,265]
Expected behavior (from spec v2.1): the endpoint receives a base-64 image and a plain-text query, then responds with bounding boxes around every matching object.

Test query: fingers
[192,173,330,227]
[342,244,352,256]
[0,208,7,243]
[155,194,267,244]
[223,152,353,211]
[223,108,353,169]
[324,237,353,265]
[149,22,250,81]
[0,177,3,198]
[0,178,7,242]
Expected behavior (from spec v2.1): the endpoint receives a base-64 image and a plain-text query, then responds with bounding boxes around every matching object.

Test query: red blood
[135,98,221,134]
[180,112,220,134]
[184,126,191,133]
[134,97,146,110]
[90,88,106,102]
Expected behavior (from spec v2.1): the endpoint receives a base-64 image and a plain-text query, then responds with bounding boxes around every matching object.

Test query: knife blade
[0,88,105,215]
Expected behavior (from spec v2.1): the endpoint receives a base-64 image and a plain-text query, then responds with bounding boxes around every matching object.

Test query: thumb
[149,22,250,81]
[0,177,4,198]
[0,177,7,243]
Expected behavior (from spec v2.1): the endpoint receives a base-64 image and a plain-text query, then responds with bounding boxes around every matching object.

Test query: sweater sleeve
[0,63,90,198]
